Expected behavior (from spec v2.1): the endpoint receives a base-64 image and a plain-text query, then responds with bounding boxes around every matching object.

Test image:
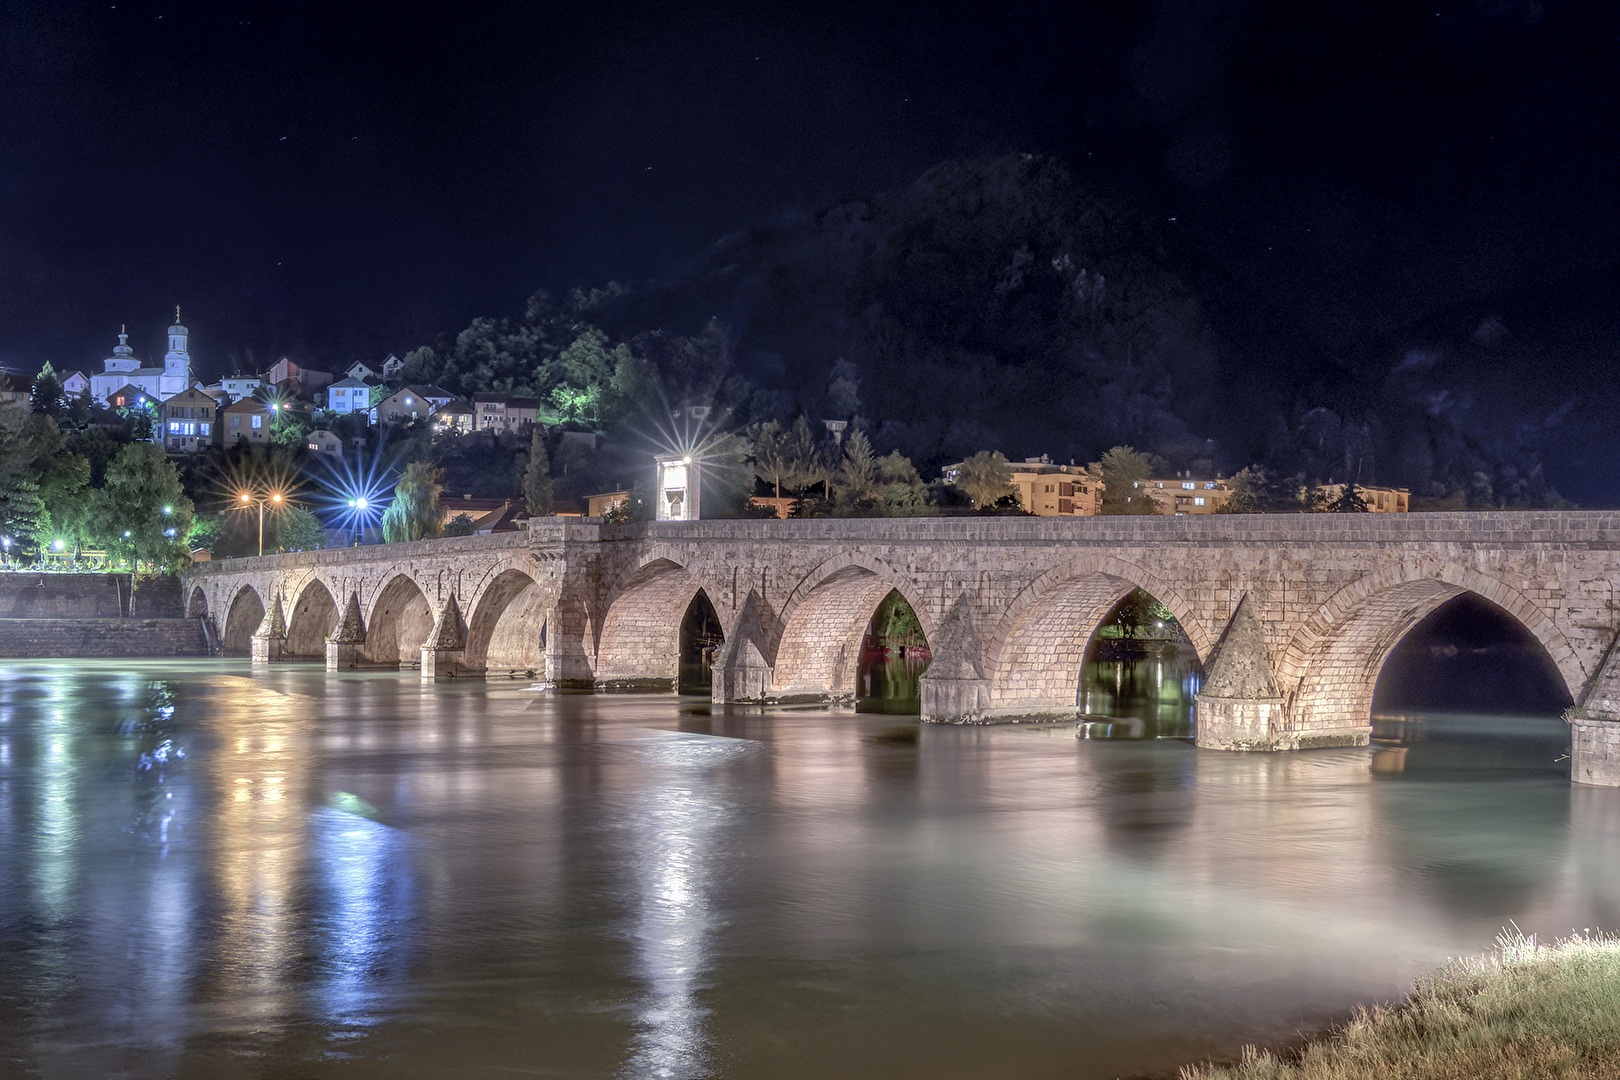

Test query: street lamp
[237,490,284,556]
[347,496,369,547]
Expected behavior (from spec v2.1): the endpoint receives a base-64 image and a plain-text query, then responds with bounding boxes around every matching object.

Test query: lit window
[169,421,180,432]
[201,423,210,435]
[251,415,262,429]
[1182,482,1195,490]
[1194,497,1205,506]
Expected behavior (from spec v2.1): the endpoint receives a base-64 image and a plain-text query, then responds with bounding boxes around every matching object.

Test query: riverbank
[1183,930,1620,1079]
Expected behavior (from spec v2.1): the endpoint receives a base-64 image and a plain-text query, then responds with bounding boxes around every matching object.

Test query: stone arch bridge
[180,513,1620,783]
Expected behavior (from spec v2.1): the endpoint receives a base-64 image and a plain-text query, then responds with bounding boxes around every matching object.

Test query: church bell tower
[160,306,192,397]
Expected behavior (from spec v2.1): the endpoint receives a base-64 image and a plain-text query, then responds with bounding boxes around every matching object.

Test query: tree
[95,442,194,570]
[444,512,477,536]
[1094,446,1164,515]
[749,420,791,499]
[0,425,46,551]
[381,460,445,543]
[1218,466,1305,514]
[37,451,91,554]
[831,429,879,512]
[274,505,327,550]
[783,415,827,495]
[30,363,66,421]
[1103,590,1178,639]
[1325,482,1370,513]
[554,328,626,420]
[187,513,223,553]
[875,450,936,516]
[953,450,1015,509]
[269,405,312,450]
[523,427,553,516]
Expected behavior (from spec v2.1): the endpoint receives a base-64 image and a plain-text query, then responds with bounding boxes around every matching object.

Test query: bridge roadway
[180,511,1620,784]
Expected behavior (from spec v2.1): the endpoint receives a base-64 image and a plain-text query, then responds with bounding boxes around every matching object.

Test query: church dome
[169,305,186,334]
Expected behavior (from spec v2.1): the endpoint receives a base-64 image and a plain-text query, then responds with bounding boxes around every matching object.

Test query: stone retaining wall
[0,617,204,658]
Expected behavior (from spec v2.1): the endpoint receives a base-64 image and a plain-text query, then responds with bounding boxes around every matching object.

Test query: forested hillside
[401,154,1602,506]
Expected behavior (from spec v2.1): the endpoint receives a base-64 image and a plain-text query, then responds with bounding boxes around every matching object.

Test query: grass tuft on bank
[1182,929,1620,1080]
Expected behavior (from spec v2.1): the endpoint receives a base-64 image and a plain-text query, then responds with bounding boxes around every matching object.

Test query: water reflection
[0,663,1617,1080]
[202,686,306,1027]
[311,802,411,1033]
[618,732,760,1080]
[1369,712,1572,919]
[1080,641,1202,738]
[856,648,929,712]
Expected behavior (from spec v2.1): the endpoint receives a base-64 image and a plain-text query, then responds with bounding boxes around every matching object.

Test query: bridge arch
[972,557,1218,718]
[222,584,264,655]
[186,585,208,619]
[1280,565,1582,731]
[285,578,339,658]
[364,573,435,667]
[982,561,1208,713]
[772,560,932,699]
[464,567,553,674]
[595,558,717,688]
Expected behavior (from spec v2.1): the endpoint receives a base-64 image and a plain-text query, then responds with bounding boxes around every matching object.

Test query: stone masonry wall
[0,617,204,657]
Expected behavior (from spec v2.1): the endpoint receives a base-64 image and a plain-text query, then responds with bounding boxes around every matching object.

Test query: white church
[89,308,196,406]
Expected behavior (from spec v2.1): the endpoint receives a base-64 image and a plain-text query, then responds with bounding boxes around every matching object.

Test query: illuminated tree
[1094,446,1163,515]
[95,442,194,570]
[273,505,327,551]
[381,460,444,543]
[549,383,602,423]
[37,451,91,553]
[953,450,1015,509]
[269,405,312,449]
[749,420,790,499]
[29,362,66,420]
[783,415,827,495]
[876,451,936,516]
[831,429,878,510]
[0,425,46,550]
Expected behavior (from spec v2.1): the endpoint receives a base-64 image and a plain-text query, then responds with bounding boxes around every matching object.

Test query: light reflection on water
[0,660,1611,1080]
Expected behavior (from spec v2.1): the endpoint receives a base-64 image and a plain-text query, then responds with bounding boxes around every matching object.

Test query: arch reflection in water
[1079,590,1203,739]
[856,589,931,713]
[619,732,760,1080]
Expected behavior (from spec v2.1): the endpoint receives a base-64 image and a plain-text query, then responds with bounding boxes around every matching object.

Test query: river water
[2,659,1616,1080]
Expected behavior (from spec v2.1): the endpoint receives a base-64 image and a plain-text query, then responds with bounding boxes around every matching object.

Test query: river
[1,658,1615,1079]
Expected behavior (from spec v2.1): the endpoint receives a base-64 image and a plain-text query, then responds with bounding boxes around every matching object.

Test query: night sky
[4,2,1617,468]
